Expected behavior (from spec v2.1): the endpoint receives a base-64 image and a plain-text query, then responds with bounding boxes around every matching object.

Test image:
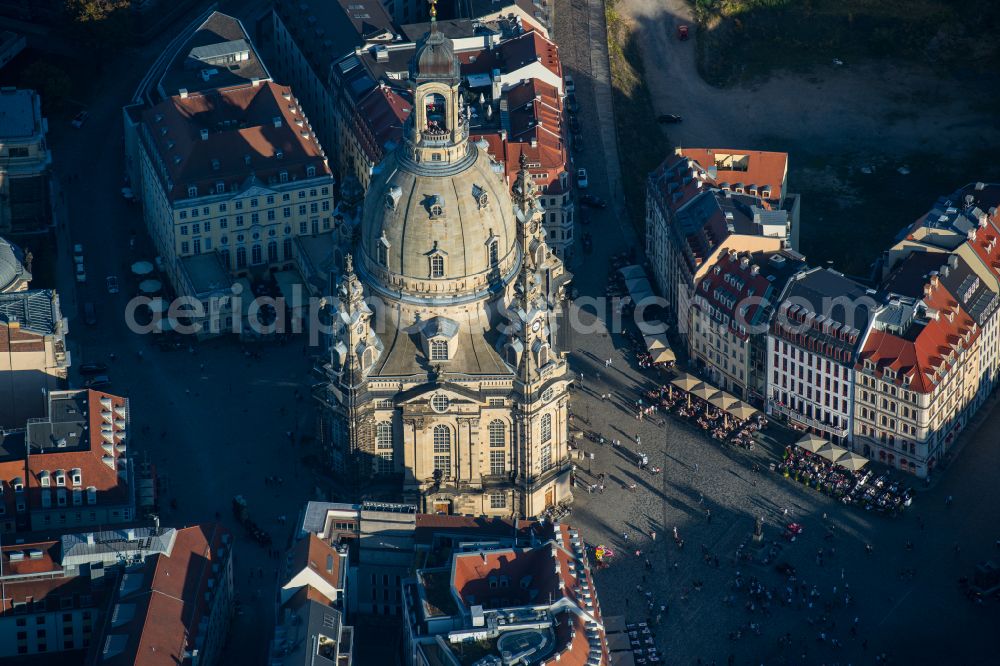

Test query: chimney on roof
[200,129,209,141]
[86,533,95,545]
[179,88,188,99]
[251,77,261,87]
[530,138,537,148]
[273,117,282,128]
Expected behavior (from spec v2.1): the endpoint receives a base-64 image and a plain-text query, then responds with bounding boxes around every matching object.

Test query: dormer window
[39,471,50,487]
[71,469,82,486]
[279,171,288,183]
[187,186,197,198]
[55,471,66,487]
[306,166,316,177]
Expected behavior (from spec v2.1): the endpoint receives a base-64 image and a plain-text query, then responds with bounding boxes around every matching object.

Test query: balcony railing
[770,402,848,438]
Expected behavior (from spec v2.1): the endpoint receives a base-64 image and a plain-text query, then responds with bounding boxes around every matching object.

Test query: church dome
[358,142,519,303]
[412,29,461,82]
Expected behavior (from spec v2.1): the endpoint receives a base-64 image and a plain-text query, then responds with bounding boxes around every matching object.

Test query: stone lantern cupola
[405,0,468,165]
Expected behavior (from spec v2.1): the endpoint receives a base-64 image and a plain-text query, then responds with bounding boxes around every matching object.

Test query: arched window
[362,347,375,369]
[377,241,388,267]
[430,339,448,361]
[251,244,263,265]
[236,246,247,268]
[424,93,448,133]
[220,248,231,268]
[267,240,278,263]
[541,413,552,443]
[376,422,393,474]
[489,240,499,266]
[283,238,293,259]
[433,425,451,478]
[488,420,505,447]
[430,254,444,278]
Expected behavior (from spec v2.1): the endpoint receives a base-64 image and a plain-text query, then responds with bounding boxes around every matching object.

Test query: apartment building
[125,12,337,334]
[646,148,798,345]
[402,521,610,666]
[690,248,806,403]
[0,389,132,534]
[90,524,234,666]
[853,253,987,476]
[0,289,69,427]
[766,268,876,445]
[0,88,51,234]
[0,526,178,659]
[271,0,397,166]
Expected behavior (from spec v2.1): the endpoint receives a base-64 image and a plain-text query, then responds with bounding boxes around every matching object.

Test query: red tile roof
[285,533,344,602]
[859,278,979,393]
[351,84,412,165]
[128,524,230,666]
[141,81,332,202]
[678,148,787,201]
[498,29,561,80]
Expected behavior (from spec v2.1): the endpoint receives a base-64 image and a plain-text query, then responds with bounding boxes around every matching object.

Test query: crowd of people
[779,445,914,516]
[643,385,766,451]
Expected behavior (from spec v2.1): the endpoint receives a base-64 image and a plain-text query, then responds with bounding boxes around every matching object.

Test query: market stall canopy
[671,374,701,391]
[689,383,715,400]
[834,451,869,471]
[708,391,740,411]
[728,401,760,420]
[131,260,154,276]
[816,442,848,463]
[618,264,646,281]
[650,347,677,364]
[138,279,163,294]
[796,434,828,453]
[644,333,670,351]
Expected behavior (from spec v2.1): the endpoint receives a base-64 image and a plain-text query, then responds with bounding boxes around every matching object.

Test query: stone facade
[315,21,573,518]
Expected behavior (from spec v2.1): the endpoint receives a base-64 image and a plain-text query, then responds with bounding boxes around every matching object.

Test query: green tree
[62,0,134,56]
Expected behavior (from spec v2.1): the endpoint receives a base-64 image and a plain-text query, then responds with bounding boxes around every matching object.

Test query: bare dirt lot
[618,0,1000,275]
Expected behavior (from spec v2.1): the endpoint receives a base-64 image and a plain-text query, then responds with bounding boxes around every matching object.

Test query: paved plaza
[562,253,1000,664]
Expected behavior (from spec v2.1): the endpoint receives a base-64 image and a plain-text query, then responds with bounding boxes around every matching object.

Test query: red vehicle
[677,25,689,40]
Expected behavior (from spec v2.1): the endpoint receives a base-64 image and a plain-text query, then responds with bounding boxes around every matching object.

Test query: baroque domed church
[314,11,574,518]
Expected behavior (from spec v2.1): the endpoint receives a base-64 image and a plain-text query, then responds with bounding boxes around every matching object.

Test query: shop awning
[643,333,670,351]
[618,264,646,281]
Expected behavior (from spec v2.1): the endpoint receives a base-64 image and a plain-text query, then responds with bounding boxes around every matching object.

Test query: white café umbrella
[131,260,154,276]
[139,279,163,295]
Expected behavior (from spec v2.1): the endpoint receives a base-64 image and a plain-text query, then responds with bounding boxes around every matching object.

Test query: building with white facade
[0,87,51,234]
[766,267,875,445]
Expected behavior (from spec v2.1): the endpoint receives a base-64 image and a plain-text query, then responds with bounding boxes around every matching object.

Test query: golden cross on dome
[429,0,437,21]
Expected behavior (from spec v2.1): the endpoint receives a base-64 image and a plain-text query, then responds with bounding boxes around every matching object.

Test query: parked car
[572,139,584,154]
[84,375,111,389]
[71,111,89,128]
[576,168,589,189]
[79,362,109,375]
[106,276,119,294]
[73,244,84,263]
[657,114,683,124]
[580,194,608,209]
[677,25,689,40]
[565,93,579,114]
[569,117,581,133]
[83,302,97,326]
[564,74,575,93]
[75,263,86,283]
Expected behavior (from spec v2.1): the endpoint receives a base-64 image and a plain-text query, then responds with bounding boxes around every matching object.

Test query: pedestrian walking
[650,530,656,541]
[706,509,712,523]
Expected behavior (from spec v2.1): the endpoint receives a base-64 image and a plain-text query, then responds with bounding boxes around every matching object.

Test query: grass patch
[606,0,670,233]
[793,149,1000,278]
[691,0,1000,87]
